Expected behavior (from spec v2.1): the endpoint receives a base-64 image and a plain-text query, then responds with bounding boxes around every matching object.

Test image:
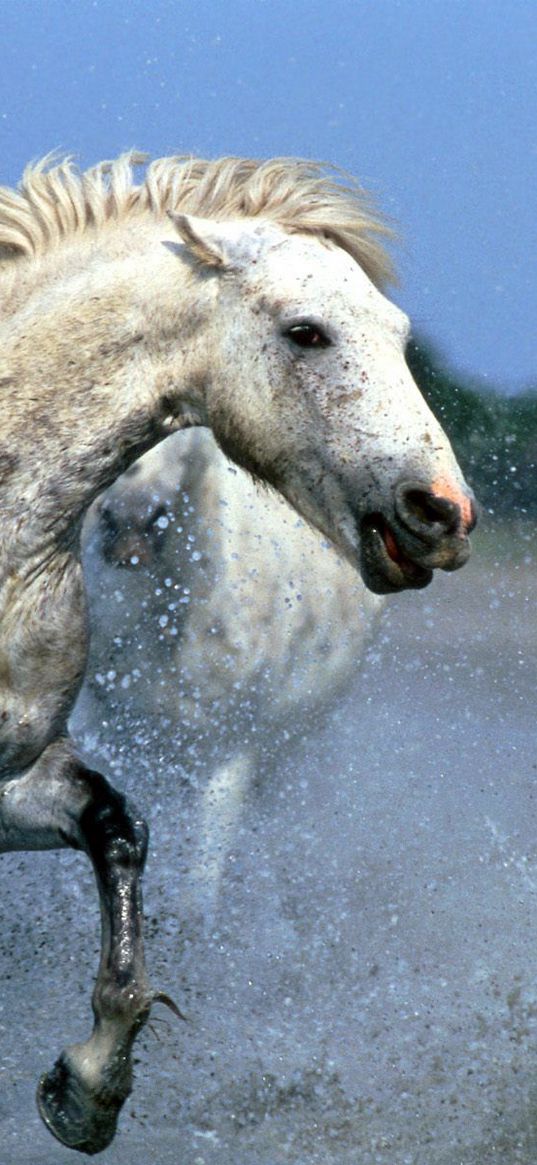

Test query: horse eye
[285,323,331,349]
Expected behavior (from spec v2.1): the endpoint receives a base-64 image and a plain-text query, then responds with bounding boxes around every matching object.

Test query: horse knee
[104,814,149,873]
[78,770,148,873]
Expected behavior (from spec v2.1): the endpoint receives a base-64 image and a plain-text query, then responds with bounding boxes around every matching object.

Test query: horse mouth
[359,515,433,594]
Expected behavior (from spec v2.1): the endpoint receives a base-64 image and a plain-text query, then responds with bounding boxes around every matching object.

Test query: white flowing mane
[0,152,395,287]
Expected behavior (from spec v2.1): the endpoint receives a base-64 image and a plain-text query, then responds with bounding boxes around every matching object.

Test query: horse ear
[168,213,228,269]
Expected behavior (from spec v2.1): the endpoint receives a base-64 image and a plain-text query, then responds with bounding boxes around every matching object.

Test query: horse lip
[436,536,472,572]
[359,515,434,594]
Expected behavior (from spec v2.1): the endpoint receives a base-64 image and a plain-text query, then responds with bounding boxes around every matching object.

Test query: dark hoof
[37,1054,128,1155]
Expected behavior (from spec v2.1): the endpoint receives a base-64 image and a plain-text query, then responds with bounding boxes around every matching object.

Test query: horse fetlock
[92,977,153,1028]
[37,1046,132,1155]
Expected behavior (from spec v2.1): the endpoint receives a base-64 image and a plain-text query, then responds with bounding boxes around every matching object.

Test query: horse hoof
[37,1053,127,1155]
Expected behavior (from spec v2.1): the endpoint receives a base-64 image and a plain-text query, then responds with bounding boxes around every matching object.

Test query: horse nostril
[408,489,459,530]
[395,482,461,540]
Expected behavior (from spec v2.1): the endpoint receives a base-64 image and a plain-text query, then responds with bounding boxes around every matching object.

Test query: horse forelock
[0,152,396,288]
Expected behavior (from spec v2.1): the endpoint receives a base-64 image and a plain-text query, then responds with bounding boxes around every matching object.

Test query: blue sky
[1,0,535,391]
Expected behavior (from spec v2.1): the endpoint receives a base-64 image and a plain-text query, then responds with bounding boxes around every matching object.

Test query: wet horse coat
[0,153,475,1153]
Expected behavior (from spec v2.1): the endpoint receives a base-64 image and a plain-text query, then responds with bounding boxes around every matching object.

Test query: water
[1,522,536,1164]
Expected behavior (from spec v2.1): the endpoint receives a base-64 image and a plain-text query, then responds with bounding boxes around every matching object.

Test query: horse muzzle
[359,478,477,595]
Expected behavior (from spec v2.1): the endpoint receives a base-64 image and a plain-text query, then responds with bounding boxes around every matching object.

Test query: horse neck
[0,226,212,549]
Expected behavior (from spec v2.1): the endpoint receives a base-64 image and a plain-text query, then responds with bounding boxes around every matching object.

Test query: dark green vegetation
[408,339,537,517]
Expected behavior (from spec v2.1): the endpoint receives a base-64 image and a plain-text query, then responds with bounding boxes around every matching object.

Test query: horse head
[171,215,476,595]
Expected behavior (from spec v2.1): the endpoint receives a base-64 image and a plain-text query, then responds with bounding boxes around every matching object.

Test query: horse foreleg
[0,737,153,1155]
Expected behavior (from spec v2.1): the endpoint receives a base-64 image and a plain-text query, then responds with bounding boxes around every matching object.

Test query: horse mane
[0,152,395,287]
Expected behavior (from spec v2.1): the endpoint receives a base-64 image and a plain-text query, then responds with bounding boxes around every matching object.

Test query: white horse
[0,152,475,1154]
[80,428,385,916]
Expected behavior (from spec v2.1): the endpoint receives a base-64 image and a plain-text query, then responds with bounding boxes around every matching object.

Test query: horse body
[0,154,475,1153]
